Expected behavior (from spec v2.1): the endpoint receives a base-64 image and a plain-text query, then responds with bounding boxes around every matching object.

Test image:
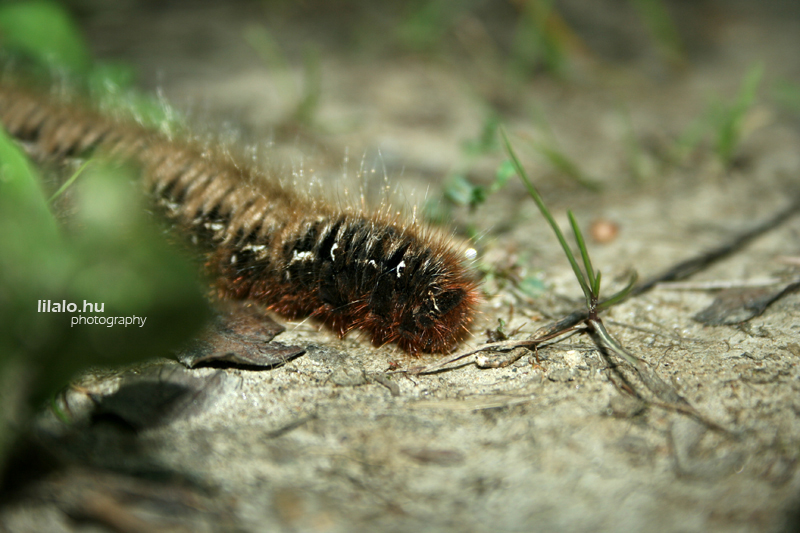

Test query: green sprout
[502,128,640,365]
[424,116,513,228]
[711,63,762,167]
[47,159,91,203]
[672,63,763,168]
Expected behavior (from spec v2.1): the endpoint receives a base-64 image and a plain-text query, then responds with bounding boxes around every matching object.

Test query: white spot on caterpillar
[291,250,314,263]
[430,291,441,312]
[465,248,477,261]
[205,222,224,232]
[330,242,339,261]
[242,244,266,253]
[368,259,378,269]
[230,254,237,264]
[396,260,406,278]
[242,243,269,260]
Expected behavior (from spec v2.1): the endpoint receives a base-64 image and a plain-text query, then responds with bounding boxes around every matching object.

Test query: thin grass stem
[501,128,592,301]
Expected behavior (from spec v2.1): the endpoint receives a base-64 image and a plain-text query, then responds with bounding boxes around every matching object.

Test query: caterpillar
[0,82,480,354]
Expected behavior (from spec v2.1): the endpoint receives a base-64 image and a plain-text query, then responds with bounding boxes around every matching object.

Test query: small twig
[587,319,733,435]
[418,325,585,373]
[370,374,401,397]
[264,413,317,439]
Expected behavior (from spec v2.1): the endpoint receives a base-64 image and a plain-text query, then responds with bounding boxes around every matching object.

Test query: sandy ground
[3,1,800,531]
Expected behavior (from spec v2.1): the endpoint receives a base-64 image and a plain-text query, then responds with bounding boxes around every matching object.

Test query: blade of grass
[48,159,91,203]
[714,63,762,166]
[592,270,602,298]
[501,128,591,302]
[568,210,595,290]
[597,271,639,310]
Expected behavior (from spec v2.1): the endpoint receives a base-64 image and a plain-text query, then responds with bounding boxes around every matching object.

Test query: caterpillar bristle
[0,81,480,354]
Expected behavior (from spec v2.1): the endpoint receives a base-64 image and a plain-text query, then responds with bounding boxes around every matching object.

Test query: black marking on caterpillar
[0,83,480,354]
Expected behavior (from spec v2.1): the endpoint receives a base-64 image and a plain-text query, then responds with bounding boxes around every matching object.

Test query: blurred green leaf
[443,173,486,210]
[0,125,58,241]
[40,163,209,401]
[0,152,209,409]
[0,1,91,74]
[86,61,139,93]
[0,0,207,478]
[517,274,545,297]
[492,160,516,193]
[0,125,70,301]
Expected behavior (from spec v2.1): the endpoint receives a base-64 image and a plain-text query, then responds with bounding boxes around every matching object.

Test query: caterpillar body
[0,84,479,354]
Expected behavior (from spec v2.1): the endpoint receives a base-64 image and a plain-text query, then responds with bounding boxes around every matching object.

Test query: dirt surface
[3,1,800,532]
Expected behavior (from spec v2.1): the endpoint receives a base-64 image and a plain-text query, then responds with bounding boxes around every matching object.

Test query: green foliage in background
[510,0,570,78]
[0,136,208,404]
[396,0,469,53]
[710,64,763,167]
[424,114,512,234]
[0,0,91,74]
[673,64,763,169]
[0,1,184,134]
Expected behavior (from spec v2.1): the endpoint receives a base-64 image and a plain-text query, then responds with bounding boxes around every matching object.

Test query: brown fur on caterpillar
[0,83,480,354]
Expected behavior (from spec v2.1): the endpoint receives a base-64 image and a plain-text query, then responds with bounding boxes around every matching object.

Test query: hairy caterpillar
[0,83,479,354]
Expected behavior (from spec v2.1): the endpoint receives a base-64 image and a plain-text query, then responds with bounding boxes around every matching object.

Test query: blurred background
[2,1,800,532]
